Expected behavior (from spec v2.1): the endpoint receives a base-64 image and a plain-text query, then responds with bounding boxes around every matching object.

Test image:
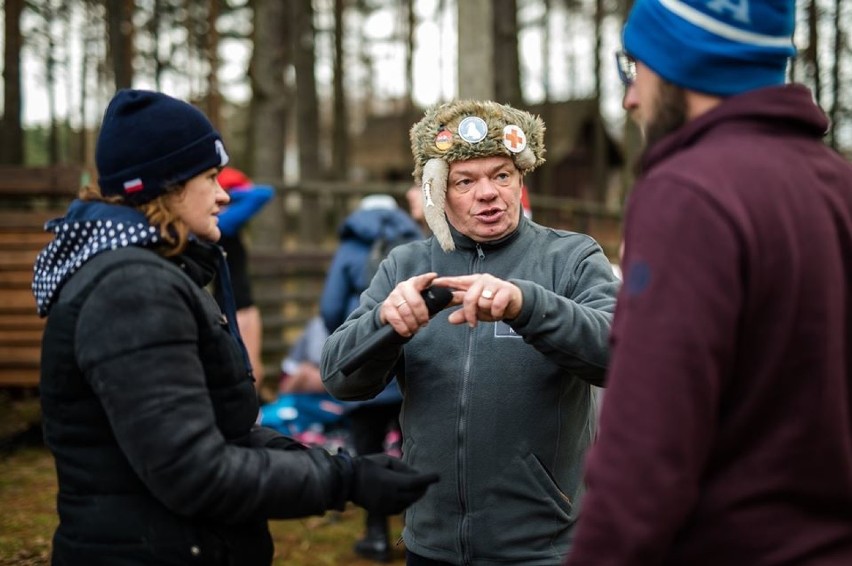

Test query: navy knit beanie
[96,89,229,204]
[624,0,796,96]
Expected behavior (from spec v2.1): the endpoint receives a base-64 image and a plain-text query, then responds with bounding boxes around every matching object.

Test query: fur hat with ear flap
[409,100,545,252]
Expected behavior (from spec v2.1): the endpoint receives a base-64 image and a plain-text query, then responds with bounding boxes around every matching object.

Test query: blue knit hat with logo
[96,89,229,204]
[624,0,796,96]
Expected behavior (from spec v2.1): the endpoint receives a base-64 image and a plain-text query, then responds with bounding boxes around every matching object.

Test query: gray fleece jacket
[321,216,619,565]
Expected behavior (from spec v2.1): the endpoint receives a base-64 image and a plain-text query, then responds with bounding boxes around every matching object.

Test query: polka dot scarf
[32,200,160,316]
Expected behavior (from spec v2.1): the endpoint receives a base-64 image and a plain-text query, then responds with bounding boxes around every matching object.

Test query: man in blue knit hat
[566,1,852,565]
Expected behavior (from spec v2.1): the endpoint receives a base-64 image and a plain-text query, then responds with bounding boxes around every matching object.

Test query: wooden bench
[0,166,81,388]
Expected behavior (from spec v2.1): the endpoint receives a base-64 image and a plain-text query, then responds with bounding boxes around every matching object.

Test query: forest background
[1,0,849,182]
[0,2,850,562]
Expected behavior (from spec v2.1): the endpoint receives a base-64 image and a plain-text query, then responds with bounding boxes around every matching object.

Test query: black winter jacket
[35,201,349,565]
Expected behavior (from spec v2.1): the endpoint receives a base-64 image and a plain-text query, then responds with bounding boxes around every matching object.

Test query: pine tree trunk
[249,0,289,248]
[291,0,321,180]
[1,0,25,164]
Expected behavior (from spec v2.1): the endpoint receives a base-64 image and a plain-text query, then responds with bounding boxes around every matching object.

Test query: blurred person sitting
[278,315,329,395]
[259,316,351,452]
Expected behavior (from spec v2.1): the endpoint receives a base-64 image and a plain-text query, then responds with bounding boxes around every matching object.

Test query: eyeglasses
[615,50,637,87]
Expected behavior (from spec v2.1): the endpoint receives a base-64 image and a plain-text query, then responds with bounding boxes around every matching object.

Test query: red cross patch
[502,125,527,153]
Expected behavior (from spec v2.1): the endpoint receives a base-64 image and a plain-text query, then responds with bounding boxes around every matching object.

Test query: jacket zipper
[457,243,485,565]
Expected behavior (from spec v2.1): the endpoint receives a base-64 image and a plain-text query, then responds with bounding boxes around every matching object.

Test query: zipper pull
[476,244,485,260]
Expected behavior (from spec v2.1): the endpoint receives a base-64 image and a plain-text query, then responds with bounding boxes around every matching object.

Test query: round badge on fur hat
[409,100,545,252]
[435,129,453,152]
[96,89,229,205]
[503,125,527,153]
[458,116,488,143]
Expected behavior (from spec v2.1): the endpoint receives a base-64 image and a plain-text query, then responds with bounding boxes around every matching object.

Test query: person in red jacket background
[214,166,273,388]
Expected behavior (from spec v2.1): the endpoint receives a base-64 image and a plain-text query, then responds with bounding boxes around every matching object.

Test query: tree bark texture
[1,0,25,164]
[291,0,321,181]
[249,0,289,248]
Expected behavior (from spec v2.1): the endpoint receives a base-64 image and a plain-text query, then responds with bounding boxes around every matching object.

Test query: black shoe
[354,534,390,562]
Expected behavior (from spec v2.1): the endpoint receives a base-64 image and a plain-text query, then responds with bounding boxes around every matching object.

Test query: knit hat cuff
[98,130,227,204]
[624,0,795,96]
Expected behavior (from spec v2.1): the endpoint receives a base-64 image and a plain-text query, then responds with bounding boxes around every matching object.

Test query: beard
[641,80,688,155]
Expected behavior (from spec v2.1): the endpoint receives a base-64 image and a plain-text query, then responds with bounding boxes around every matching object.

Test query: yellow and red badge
[435,129,453,152]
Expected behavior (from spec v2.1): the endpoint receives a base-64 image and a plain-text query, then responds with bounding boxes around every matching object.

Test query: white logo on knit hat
[706,0,750,24]
[659,0,791,47]
[214,139,229,167]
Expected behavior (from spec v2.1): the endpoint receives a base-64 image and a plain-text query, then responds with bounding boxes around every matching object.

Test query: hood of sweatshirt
[32,200,161,316]
[338,206,423,245]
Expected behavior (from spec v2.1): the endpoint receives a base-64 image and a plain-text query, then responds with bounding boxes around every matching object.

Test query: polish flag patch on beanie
[123,178,144,194]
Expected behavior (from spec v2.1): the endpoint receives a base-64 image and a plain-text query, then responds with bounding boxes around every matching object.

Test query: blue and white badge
[458,116,488,144]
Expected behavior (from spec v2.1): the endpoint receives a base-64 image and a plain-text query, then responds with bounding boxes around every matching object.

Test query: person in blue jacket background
[214,166,273,388]
[320,194,423,330]
[320,194,423,562]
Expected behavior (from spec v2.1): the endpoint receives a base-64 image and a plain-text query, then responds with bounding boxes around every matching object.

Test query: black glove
[264,435,308,451]
[338,451,439,516]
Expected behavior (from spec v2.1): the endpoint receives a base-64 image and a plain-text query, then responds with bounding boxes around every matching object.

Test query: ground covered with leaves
[0,392,406,565]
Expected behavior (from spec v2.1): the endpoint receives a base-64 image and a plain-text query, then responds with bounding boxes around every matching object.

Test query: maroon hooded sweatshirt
[567,85,852,565]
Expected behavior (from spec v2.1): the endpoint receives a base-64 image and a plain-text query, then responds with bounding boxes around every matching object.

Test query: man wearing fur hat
[321,100,621,564]
[566,1,852,565]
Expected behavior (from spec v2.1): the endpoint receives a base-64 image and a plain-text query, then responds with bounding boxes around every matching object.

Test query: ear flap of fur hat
[421,158,452,251]
[410,100,545,253]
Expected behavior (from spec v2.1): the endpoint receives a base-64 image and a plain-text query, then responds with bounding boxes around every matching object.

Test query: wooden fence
[0,166,82,387]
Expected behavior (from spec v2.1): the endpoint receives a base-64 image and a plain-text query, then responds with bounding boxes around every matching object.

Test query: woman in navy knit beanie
[32,89,437,565]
